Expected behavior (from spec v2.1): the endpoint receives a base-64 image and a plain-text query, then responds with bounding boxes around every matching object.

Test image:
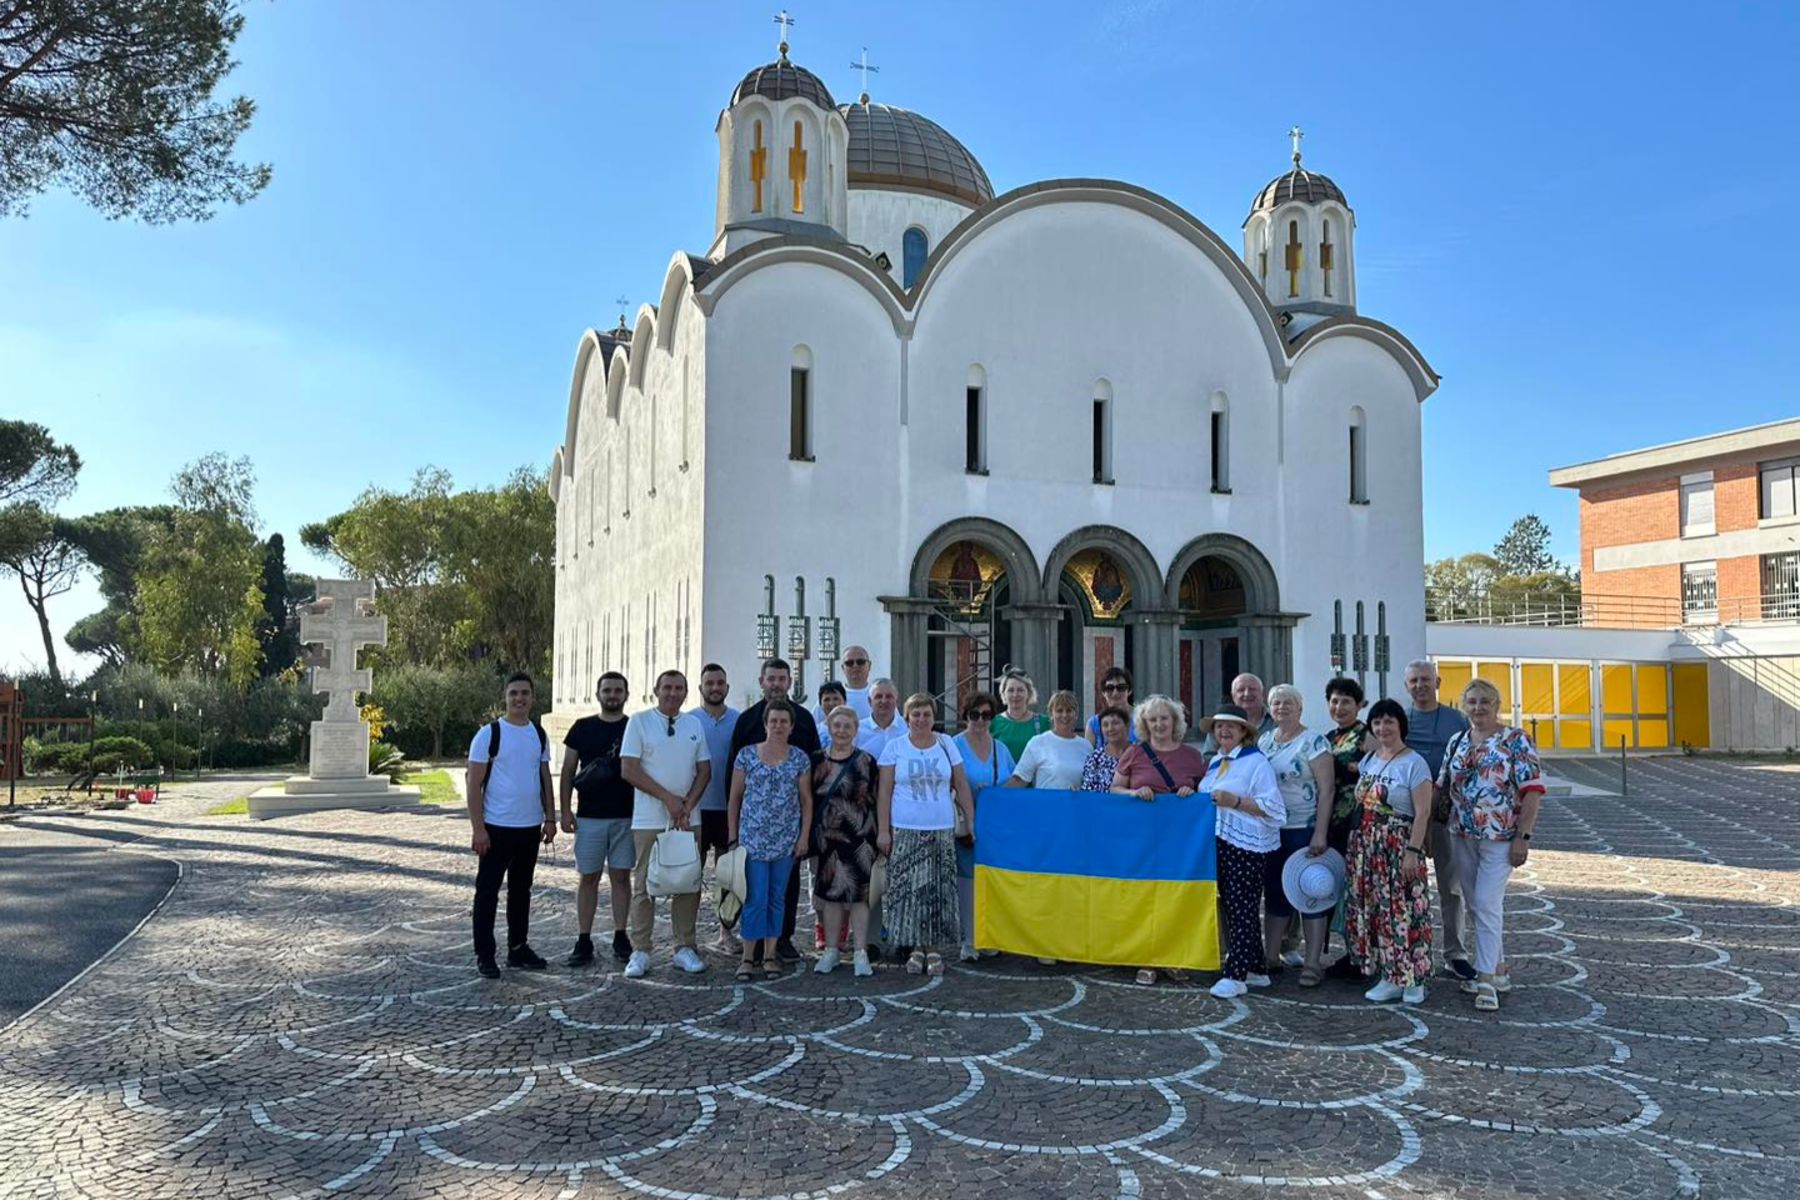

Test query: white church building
[549,36,1438,725]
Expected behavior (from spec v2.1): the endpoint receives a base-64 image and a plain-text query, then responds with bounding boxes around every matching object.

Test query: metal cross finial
[773,9,794,56]
[614,295,629,331]
[851,47,879,104]
[1290,125,1304,168]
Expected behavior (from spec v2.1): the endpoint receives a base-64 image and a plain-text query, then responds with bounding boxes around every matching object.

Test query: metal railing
[1425,588,1800,629]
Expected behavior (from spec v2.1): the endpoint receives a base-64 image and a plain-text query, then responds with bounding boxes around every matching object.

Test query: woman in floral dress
[728,699,813,980]
[1438,677,1545,1010]
[811,706,880,977]
[1346,699,1435,1005]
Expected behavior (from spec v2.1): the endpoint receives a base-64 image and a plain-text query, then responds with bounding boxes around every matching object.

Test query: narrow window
[790,347,813,461]
[679,358,690,471]
[1209,393,1230,493]
[1682,561,1718,623]
[966,365,987,474]
[1092,380,1113,484]
[903,227,929,288]
[1680,472,1714,537]
[1760,458,1799,520]
[1284,219,1303,298]
[1349,406,1368,503]
[749,120,767,213]
[1320,218,1335,298]
[788,120,807,213]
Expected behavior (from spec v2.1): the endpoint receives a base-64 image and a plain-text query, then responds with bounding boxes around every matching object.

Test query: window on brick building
[1760,458,1799,521]
[1679,472,1714,537]
[1762,551,1800,620]
[1681,561,1717,624]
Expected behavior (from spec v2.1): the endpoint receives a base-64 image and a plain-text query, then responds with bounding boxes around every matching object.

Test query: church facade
[549,41,1437,723]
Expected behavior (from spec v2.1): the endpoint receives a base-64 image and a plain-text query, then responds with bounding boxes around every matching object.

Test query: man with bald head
[1201,673,1275,753]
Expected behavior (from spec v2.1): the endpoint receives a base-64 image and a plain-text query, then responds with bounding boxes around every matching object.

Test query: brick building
[1549,418,1800,627]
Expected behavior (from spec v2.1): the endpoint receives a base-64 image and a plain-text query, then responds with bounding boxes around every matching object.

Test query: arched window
[903,227,929,288]
[1321,218,1335,298]
[790,345,814,461]
[966,364,988,474]
[1349,406,1368,503]
[1210,392,1230,493]
[1092,379,1114,484]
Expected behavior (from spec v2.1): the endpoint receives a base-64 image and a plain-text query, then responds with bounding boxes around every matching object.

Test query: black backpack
[482,718,549,804]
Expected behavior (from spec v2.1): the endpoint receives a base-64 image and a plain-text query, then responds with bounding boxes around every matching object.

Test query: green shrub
[370,740,406,782]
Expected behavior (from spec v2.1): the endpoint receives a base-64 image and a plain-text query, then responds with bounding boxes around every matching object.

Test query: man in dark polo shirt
[730,658,821,962]
[559,671,636,966]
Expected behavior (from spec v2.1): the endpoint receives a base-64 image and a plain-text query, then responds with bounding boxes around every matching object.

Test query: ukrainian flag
[973,788,1219,970]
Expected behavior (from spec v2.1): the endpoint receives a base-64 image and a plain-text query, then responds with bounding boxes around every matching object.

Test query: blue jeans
[742,855,794,941]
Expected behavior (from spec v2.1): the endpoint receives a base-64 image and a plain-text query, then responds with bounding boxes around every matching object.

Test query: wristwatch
[1521,833,1533,841]
[1403,845,1425,857]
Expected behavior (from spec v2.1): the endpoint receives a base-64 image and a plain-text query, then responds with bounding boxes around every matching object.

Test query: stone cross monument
[248,579,419,818]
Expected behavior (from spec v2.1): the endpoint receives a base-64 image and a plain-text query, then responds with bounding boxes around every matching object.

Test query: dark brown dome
[731,58,835,110]
[1249,166,1348,218]
[841,102,993,207]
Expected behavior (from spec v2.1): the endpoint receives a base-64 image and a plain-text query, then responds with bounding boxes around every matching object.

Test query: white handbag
[647,828,702,896]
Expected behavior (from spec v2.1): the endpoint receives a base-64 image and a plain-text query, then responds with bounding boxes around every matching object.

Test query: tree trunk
[18,574,63,691]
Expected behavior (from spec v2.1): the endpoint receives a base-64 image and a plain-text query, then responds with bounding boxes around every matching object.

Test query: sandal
[905,950,926,975]
[926,952,945,977]
[1297,966,1323,988]
[763,960,784,978]
[735,963,756,982]
[1472,982,1500,1011]
[1134,969,1158,986]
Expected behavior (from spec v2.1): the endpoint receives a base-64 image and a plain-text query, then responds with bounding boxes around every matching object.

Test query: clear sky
[4,0,1797,676]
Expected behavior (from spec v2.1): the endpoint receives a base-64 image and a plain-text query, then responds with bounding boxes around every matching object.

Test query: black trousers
[473,823,541,961]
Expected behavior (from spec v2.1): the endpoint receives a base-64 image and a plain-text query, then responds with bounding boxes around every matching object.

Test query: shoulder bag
[647,828,702,896]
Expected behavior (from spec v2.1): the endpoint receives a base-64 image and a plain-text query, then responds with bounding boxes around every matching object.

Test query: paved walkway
[1,761,1797,1198]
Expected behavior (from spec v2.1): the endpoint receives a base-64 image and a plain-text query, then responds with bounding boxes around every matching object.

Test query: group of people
[464,648,1544,1012]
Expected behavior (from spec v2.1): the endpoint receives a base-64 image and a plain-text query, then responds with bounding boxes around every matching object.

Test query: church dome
[841,102,994,207]
[731,58,835,109]
[1248,166,1347,217]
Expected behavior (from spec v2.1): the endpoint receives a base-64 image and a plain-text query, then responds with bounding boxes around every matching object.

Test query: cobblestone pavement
[1,760,1797,1199]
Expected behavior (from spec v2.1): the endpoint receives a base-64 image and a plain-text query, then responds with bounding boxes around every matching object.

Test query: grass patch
[400,770,459,805]
[208,796,250,816]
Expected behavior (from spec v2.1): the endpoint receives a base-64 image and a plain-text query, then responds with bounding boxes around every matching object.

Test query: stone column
[1240,611,1304,686]
[999,602,1067,692]
[878,596,935,696]
[1133,609,1184,700]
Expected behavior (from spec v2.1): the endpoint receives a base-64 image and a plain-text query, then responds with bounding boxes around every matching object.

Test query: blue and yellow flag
[973,788,1219,970]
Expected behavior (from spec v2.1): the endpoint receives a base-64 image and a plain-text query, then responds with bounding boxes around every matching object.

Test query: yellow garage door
[1673,662,1711,749]
[1520,663,1557,748]
[1558,663,1593,749]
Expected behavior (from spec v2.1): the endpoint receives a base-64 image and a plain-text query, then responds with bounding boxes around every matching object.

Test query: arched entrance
[1165,533,1293,722]
[923,539,1014,712]
[1175,556,1249,723]
[890,518,1046,717]
[1043,527,1166,711]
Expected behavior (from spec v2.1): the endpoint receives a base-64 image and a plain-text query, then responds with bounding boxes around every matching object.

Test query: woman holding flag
[1111,695,1209,984]
[953,692,1014,963]
[1198,704,1286,999]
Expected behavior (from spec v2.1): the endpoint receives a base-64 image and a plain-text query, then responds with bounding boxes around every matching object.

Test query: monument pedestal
[248,774,422,819]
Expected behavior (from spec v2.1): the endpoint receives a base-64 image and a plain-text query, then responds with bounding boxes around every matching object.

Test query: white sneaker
[1364,979,1403,1003]
[1402,984,1426,1005]
[1209,977,1247,999]
[624,950,650,979]
[958,944,979,963]
[852,949,873,977]
[672,947,706,974]
[814,948,841,974]
[1280,949,1305,967]
[1245,973,1272,989]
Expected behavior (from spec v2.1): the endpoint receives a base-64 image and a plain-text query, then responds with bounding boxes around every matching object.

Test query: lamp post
[198,707,206,773]
[172,700,182,781]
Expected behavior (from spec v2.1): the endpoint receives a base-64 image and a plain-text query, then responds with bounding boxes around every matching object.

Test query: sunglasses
[665,716,677,736]
[844,658,869,667]
[1102,684,1129,693]
[967,710,994,720]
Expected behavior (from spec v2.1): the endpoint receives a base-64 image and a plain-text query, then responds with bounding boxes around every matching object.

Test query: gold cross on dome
[788,120,807,212]
[1290,125,1304,167]
[750,120,767,212]
[773,9,794,56]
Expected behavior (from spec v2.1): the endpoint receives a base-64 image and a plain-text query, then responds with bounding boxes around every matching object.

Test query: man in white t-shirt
[620,669,711,979]
[466,672,556,978]
[839,645,875,720]
[856,679,906,755]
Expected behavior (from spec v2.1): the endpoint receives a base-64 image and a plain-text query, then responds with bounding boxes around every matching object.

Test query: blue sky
[4,0,1797,675]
